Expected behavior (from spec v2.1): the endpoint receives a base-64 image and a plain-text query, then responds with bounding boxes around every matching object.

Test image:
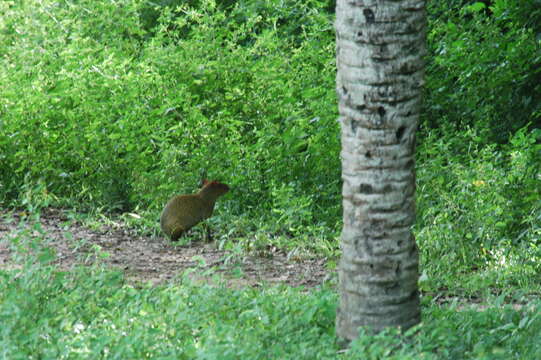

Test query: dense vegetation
[2,252,541,359]
[1,0,540,358]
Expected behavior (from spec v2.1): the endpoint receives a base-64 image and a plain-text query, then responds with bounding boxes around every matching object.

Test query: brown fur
[160,180,229,241]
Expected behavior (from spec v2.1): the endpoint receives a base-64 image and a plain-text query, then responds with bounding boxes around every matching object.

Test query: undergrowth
[1,233,541,359]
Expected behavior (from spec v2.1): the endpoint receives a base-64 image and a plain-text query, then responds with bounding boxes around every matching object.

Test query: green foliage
[410,304,541,359]
[2,1,541,357]
[2,239,541,359]
[1,233,339,359]
[416,126,541,291]
[425,0,541,143]
[0,0,340,248]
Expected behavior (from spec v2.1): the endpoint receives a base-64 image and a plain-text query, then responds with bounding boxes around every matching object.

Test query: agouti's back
[160,180,229,241]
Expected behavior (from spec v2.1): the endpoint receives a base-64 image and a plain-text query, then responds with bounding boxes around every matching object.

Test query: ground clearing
[0,209,328,287]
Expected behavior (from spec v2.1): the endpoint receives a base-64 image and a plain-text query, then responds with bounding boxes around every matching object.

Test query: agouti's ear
[201,179,209,186]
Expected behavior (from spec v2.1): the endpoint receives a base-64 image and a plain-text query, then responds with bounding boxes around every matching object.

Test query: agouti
[160,180,230,241]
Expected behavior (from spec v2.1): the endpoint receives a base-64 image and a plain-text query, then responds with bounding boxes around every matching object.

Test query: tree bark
[335,0,425,341]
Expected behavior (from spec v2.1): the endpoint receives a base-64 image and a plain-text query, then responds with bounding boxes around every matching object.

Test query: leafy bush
[416,126,541,290]
[424,0,541,143]
[0,0,340,247]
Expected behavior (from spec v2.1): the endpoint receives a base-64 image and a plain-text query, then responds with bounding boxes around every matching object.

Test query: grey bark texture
[335,0,426,341]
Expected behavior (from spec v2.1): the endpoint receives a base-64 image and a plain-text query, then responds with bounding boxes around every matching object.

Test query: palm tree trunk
[335,0,426,341]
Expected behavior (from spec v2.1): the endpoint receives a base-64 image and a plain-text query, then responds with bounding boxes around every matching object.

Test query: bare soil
[0,208,330,288]
[2,209,536,312]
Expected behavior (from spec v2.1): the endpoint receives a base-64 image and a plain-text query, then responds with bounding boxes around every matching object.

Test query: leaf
[518,316,530,329]
[465,2,486,13]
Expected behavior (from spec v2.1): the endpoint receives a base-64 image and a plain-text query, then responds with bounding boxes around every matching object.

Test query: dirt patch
[0,209,330,287]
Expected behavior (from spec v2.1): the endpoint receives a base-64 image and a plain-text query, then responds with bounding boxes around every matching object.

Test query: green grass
[2,232,541,360]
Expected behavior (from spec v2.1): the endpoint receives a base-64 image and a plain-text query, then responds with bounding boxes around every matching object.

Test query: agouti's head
[202,179,230,196]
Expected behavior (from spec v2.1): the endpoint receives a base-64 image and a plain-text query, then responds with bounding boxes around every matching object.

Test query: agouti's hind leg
[203,223,213,242]
[170,227,185,242]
